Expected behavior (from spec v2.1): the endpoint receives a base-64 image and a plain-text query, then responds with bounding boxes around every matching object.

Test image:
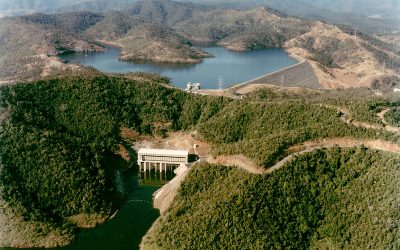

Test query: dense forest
[385,107,400,127]
[1,74,399,246]
[0,75,229,242]
[197,98,399,167]
[143,148,400,249]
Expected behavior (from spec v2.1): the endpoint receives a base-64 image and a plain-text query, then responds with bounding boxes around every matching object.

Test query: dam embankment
[231,60,320,91]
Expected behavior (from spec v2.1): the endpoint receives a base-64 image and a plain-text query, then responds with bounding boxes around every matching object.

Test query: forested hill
[1,73,399,247]
[0,74,230,247]
[143,148,400,249]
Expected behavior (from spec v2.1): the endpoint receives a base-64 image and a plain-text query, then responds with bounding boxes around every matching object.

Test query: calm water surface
[60,47,298,89]
[1,170,173,250]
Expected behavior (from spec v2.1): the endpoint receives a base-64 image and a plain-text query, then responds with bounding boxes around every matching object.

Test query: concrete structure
[230,61,320,91]
[137,148,189,172]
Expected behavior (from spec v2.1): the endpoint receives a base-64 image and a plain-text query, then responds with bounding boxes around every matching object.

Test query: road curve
[265,138,400,175]
[377,108,400,134]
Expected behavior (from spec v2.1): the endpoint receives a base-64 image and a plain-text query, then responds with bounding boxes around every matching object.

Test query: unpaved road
[152,105,400,212]
[377,108,400,134]
[266,138,400,175]
[209,138,400,176]
[323,105,400,134]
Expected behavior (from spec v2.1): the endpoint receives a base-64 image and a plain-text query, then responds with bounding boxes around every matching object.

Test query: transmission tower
[218,75,224,90]
[354,28,359,45]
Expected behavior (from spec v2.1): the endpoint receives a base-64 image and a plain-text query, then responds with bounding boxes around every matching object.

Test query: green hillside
[143,148,400,249]
[197,98,399,167]
[0,74,229,246]
[0,74,399,247]
[385,107,400,127]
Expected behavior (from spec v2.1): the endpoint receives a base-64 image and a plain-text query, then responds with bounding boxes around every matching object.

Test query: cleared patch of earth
[285,21,397,89]
[131,130,211,158]
[206,154,263,174]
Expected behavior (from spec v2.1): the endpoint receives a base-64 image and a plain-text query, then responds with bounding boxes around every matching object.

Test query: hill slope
[142,148,400,249]
[1,73,399,247]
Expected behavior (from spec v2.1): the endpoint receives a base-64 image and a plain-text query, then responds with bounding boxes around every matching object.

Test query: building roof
[138,148,189,156]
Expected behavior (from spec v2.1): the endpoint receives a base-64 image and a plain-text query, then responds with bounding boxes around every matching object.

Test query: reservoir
[60,46,298,89]
[0,170,174,250]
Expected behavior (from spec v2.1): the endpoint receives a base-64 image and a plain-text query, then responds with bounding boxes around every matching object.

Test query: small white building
[185,82,201,91]
[394,88,400,93]
[137,148,189,172]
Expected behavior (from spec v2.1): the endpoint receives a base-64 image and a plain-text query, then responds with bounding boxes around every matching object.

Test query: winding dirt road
[323,105,400,134]
[377,108,400,134]
[266,138,400,174]
[210,105,400,175]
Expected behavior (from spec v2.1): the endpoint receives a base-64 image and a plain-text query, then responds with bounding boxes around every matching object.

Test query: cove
[60,46,298,89]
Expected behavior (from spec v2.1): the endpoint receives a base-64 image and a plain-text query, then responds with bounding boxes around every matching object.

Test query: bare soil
[206,154,263,174]
[153,164,191,214]
[235,83,322,95]
[131,131,211,157]
[285,21,397,89]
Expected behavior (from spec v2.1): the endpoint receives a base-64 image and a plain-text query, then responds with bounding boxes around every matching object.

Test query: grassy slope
[142,148,400,249]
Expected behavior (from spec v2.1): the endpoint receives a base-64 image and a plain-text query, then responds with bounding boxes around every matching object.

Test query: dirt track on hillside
[323,105,400,134]
[209,105,400,175]
[377,108,400,134]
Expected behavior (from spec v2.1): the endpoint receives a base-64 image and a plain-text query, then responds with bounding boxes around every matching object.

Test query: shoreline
[95,40,211,65]
[139,163,193,250]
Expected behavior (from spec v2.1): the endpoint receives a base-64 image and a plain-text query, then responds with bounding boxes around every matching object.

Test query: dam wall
[231,60,320,91]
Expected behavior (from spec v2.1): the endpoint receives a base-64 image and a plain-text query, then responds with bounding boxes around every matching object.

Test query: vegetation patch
[143,148,400,249]
[385,107,400,127]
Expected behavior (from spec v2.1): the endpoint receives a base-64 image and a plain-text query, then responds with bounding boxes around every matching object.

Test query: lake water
[0,169,174,250]
[60,47,298,89]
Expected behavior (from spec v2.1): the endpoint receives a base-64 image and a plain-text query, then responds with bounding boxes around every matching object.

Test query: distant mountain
[177,0,400,33]
[0,0,139,16]
[301,0,400,20]
[1,0,398,34]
